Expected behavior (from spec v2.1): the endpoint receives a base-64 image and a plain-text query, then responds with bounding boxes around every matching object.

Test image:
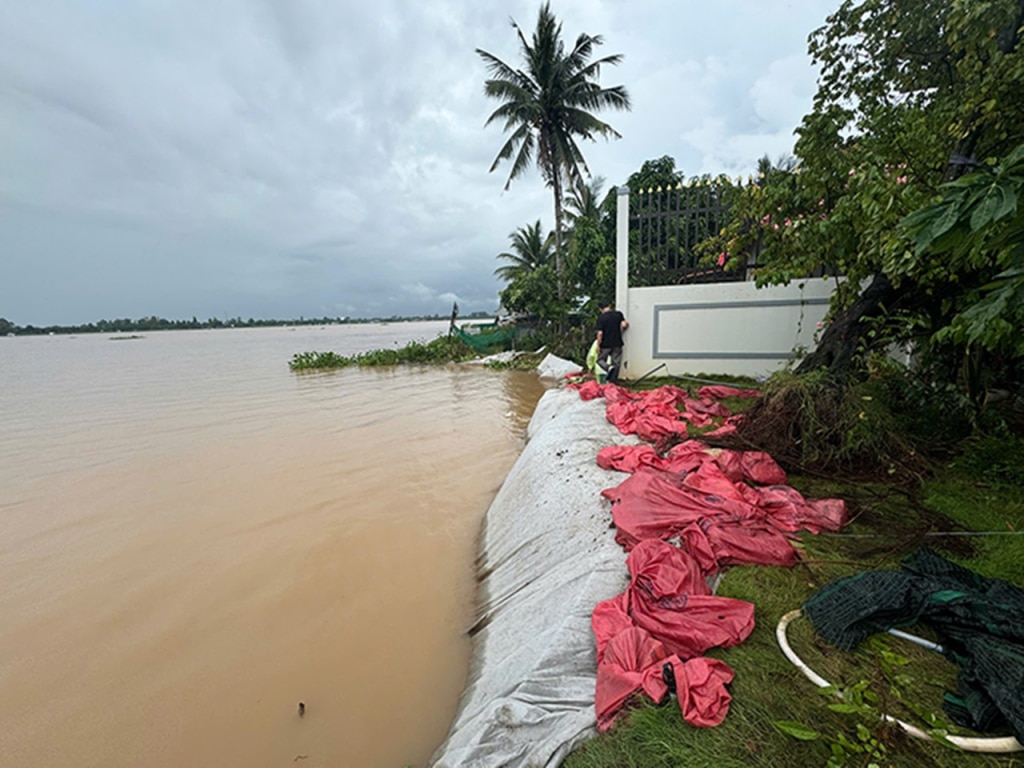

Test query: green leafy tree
[704,0,1024,379]
[494,220,554,282]
[499,264,568,323]
[476,2,630,298]
[564,177,615,309]
[627,155,686,192]
[902,142,1024,357]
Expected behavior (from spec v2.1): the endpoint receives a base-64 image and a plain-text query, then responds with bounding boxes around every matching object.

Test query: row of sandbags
[569,382,847,730]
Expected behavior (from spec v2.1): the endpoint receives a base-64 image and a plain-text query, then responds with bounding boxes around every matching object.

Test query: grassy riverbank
[564,431,1024,768]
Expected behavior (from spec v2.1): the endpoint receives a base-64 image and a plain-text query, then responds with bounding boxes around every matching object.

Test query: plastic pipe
[775,609,1023,753]
[887,627,944,654]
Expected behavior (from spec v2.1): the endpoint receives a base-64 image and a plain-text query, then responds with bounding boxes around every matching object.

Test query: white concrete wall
[614,187,838,380]
[619,278,836,379]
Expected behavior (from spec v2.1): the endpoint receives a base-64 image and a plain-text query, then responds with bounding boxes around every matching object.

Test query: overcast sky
[0,0,841,325]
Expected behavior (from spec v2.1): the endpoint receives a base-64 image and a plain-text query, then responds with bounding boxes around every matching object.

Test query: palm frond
[494,220,555,280]
[504,130,536,189]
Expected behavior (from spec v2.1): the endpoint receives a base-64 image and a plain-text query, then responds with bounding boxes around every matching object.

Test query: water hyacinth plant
[289,335,477,371]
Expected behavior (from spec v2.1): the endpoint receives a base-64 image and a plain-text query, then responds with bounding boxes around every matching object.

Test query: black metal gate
[629,182,746,286]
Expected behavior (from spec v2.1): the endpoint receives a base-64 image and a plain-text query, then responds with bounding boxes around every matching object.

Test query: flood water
[0,321,547,767]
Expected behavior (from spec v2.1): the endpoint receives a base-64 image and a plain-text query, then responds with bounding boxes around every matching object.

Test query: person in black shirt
[595,302,628,383]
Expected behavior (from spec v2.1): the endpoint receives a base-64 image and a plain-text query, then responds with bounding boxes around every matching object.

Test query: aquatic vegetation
[289,351,355,370]
[289,335,476,371]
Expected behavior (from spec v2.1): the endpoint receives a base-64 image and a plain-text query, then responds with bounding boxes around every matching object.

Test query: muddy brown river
[0,322,547,767]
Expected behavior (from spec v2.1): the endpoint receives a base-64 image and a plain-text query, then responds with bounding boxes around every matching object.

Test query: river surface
[0,321,548,768]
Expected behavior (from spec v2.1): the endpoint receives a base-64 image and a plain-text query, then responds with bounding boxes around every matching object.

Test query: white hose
[887,627,944,654]
[775,609,1023,753]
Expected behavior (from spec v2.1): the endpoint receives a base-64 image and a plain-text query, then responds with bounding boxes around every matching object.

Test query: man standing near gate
[595,301,628,383]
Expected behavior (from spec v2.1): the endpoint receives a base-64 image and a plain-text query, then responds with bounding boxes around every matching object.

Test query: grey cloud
[0,0,841,325]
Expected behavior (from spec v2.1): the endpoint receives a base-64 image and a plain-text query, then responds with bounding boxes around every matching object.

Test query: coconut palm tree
[565,176,607,228]
[476,2,630,298]
[494,220,554,282]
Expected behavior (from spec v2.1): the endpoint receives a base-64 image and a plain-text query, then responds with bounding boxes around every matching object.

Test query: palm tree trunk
[552,171,565,302]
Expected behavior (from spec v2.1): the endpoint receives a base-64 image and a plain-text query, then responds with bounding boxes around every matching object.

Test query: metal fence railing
[629,183,750,287]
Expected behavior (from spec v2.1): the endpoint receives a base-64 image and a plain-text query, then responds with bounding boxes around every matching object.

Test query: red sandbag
[605,470,763,550]
[635,412,690,442]
[625,540,755,658]
[632,589,755,660]
[606,397,692,440]
[595,627,737,731]
[599,441,785,486]
[679,524,720,575]
[666,439,712,460]
[641,385,689,406]
[630,536,711,598]
[676,409,713,429]
[682,397,731,418]
[574,380,605,401]
[663,656,736,727]
[597,445,664,474]
[592,592,635,663]
[738,450,787,486]
[595,627,673,731]
[606,465,845,550]
[597,442,707,475]
[704,413,747,437]
[603,383,638,404]
[681,461,750,503]
[683,519,799,570]
[740,484,848,533]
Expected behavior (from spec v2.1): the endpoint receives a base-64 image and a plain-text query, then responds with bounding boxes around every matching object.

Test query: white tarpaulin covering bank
[429,385,638,768]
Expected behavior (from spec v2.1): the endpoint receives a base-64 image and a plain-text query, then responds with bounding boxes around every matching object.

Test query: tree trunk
[552,170,565,301]
[795,273,902,377]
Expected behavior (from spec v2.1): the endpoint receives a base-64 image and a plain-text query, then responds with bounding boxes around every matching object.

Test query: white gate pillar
[615,186,630,375]
[615,186,629,310]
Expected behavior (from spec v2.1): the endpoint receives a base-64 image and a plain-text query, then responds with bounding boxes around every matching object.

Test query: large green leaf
[969,182,1008,231]
[773,720,821,741]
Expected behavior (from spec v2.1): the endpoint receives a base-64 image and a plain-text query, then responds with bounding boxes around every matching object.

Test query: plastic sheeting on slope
[537,352,584,381]
[428,387,642,768]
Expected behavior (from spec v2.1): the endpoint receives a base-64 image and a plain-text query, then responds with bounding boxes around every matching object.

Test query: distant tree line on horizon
[0,310,494,337]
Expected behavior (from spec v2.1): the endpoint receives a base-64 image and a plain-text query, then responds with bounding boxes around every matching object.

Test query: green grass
[630,373,763,393]
[564,436,1024,768]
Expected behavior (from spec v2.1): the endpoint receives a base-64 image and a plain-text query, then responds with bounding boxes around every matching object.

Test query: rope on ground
[822,530,1024,538]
